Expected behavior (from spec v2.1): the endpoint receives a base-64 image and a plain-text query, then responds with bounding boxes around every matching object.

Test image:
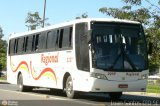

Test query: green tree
[76,12,88,19]
[25,12,43,30]
[0,27,4,39]
[25,11,50,30]
[99,0,160,71]
[0,27,7,70]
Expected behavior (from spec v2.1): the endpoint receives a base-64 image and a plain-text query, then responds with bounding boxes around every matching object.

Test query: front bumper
[89,78,147,92]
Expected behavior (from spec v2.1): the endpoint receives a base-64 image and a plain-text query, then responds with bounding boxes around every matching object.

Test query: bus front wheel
[65,76,78,99]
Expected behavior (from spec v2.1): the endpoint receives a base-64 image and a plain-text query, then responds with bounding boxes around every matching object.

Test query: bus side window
[62,27,73,49]
[69,27,73,48]
[38,33,46,51]
[59,29,64,48]
[24,36,28,52]
[14,38,19,54]
[26,36,33,53]
[22,37,26,53]
[22,37,26,52]
[32,35,35,51]
[17,37,25,54]
[9,38,19,55]
[9,39,15,55]
[46,30,57,50]
[35,34,39,51]
[32,34,39,52]
[56,30,59,49]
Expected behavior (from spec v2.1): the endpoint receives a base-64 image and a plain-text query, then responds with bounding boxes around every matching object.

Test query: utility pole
[42,0,46,28]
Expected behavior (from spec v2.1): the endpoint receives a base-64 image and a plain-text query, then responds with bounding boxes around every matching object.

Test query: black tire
[109,92,122,100]
[65,76,78,99]
[17,74,32,92]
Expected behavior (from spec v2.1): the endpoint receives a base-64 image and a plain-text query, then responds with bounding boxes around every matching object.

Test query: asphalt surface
[0,81,160,106]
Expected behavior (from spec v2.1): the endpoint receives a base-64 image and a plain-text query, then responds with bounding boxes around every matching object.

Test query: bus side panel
[7,55,31,85]
[7,50,77,89]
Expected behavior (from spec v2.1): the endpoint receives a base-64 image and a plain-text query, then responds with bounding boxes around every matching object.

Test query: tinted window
[75,23,90,71]
[34,34,39,51]
[9,39,15,55]
[17,37,25,53]
[26,36,33,52]
[56,30,59,48]
[9,26,73,55]
[59,29,64,48]
[69,27,73,47]
[38,33,46,50]
[24,36,28,52]
[92,22,148,71]
[62,27,73,49]
[30,34,39,52]
[46,30,57,50]
[14,38,18,54]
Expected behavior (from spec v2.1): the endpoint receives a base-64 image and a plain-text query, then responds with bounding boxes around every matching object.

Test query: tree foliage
[0,27,7,70]
[76,12,88,19]
[99,0,160,71]
[25,11,50,30]
[25,12,43,30]
[123,0,142,5]
[0,27,4,39]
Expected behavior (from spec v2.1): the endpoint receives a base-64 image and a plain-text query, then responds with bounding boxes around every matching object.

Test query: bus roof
[9,18,140,39]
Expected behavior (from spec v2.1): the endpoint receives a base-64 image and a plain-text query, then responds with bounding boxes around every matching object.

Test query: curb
[0,80,8,84]
[124,92,160,98]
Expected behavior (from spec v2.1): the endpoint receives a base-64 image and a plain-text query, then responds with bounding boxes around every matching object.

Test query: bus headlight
[90,73,108,80]
[141,74,148,80]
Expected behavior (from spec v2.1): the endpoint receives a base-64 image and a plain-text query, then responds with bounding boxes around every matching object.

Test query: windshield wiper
[109,42,138,71]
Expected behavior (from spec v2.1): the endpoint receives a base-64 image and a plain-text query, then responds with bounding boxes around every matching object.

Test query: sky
[0,0,123,40]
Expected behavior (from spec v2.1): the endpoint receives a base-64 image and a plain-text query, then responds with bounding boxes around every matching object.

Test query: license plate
[118,84,128,88]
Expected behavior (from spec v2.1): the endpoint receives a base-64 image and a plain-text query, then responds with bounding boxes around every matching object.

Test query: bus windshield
[91,22,148,72]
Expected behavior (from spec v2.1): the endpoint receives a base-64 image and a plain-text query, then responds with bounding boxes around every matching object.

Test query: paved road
[0,82,160,106]
[0,89,97,106]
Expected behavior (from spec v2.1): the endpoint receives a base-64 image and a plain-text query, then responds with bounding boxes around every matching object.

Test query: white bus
[7,18,149,99]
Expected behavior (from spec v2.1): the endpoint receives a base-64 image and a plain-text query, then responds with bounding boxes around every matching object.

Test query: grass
[147,84,160,93]
[0,77,7,80]
[146,79,160,93]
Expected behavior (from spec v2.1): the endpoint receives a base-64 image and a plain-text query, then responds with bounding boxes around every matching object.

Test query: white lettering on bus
[41,54,59,65]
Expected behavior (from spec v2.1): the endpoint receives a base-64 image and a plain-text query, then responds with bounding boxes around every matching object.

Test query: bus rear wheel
[65,76,78,99]
[17,74,32,92]
[109,92,122,100]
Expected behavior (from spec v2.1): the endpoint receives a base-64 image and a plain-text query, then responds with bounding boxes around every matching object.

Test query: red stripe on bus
[30,61,57,85]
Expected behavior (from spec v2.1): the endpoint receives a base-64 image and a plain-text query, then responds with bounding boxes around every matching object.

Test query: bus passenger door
[74,23,90,91]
